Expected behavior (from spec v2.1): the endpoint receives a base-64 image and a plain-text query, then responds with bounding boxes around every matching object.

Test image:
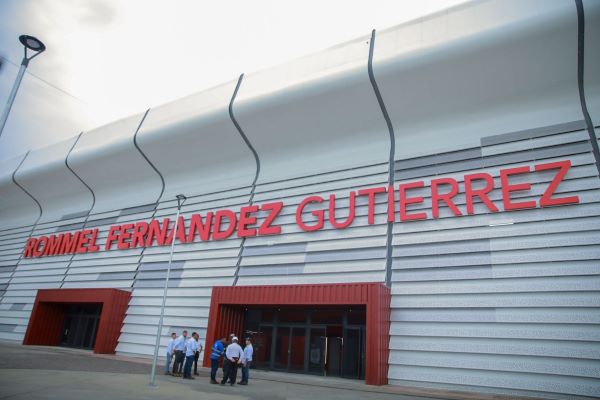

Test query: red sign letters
[22,160,579,258]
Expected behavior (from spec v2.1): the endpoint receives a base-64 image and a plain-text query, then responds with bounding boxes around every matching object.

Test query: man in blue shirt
[210,335,227,384]
[239,337,254,385]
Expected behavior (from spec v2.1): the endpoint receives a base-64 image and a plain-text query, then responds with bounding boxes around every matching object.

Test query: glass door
[289,327,306,372]
[252,325,273,369]
[273,326,307,372]
[308,327,326,375]
[342,327,363,379]
[326,336,343,377]
[61,304,102,350]
[242,306,366,379]
[273,326,290,370]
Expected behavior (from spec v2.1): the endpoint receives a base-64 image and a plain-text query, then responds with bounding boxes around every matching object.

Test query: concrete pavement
[0,341,437,400]
[0,341,545,400]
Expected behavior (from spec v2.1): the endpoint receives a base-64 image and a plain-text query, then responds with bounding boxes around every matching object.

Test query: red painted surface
[203,282,391,385]
[23,288,131,354]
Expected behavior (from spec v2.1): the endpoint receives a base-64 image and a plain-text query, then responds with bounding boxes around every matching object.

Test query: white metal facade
[1,1,599,398]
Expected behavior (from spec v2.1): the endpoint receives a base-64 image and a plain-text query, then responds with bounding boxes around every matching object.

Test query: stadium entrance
[60,303,102,350]
[203,283,390,385]
[243,306,366,379]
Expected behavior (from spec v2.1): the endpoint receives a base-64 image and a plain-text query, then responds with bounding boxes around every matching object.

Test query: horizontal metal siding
[0,2,597,398]
[0,215,85,341]
[115,186,251,356]
[388,125,600,399]
[237,163,389,286]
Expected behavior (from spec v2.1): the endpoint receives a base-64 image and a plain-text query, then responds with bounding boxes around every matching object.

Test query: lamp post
[0,35,46,138]
[149,194,187,387]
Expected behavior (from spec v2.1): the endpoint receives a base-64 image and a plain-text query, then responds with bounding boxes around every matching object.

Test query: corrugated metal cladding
[23,288,130,354]
[0,0,598,398]
[203,283,390,385]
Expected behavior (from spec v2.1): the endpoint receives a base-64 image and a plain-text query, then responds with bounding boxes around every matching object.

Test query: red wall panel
[23,302,65,346]
[202,282,390,385]
[23,288,131,354]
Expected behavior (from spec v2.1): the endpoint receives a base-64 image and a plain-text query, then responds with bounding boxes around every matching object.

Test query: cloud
[76,0,116,27]
[0,0,468,162]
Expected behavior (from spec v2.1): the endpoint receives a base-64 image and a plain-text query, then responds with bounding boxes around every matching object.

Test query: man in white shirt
[193,335,204,376]
[165,332,177,375]
[172,330,188,377]
[239,337,254,385]
[183,332,199,379]
[220,336,245,386]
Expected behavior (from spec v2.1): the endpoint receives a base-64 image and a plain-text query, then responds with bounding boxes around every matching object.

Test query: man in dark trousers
[172,330,188,377]
[209,336,227,384]
[220,336,244,386]
[182,332,199,379]
[193,335,204,376]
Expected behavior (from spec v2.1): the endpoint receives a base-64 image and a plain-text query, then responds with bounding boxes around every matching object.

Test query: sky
[0,0,466,162]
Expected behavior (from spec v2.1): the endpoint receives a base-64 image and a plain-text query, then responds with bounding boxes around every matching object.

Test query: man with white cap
[220,336,245,386]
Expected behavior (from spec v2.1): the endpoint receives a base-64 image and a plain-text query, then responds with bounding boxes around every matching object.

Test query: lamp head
[19,35,45,52]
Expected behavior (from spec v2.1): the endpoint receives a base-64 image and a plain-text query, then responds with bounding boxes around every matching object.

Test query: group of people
[165,331,254,386]
[210,334,254,385]
[165,330,203,379]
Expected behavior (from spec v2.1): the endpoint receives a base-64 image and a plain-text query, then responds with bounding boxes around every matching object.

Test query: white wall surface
[0,1,598,398]
[14,137,93,223]
[68,113,163,214]
[0,154,40,230]
[136,80,256,199]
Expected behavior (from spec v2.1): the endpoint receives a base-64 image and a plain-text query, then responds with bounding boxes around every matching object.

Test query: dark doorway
[242,306,365,380]
[60,303,102,350]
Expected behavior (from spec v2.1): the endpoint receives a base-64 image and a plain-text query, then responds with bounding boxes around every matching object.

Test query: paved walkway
[0,341,540,400]
[0,341,436,400]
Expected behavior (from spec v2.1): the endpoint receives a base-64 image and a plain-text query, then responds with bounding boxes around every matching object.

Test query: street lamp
[150,194,187,387]
[0,35,46,138]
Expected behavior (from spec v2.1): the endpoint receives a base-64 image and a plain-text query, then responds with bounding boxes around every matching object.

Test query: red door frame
[203,282,390,385]
[23,288,131,354]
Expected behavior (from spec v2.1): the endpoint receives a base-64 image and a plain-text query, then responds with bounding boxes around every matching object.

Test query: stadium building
[0,0,599,398]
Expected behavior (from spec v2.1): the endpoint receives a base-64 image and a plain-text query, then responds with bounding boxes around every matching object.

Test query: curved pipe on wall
[232,33,391,183]
[67,112,163,214]
[581,0,600,128]
[135,80,257,200]
[0,153,41,230]
[577,0,600,175]
[65,132,96,217]
[371,0,584,159]
[230,73,261,286]
[133,109,165,205]
[229,74,260,191]
[367,29,396,287]
[14,136,94,224]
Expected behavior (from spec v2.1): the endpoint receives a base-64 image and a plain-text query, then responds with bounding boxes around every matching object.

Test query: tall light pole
[150,194,187,387]
[0,35,46,138]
